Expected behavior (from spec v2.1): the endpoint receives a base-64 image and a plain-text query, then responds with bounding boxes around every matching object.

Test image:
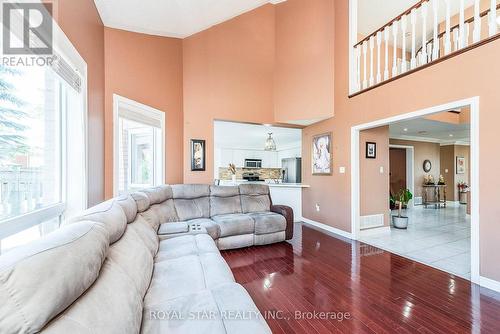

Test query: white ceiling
[94,0,285,38]
[389,116,470,144]
[214,121,301,151]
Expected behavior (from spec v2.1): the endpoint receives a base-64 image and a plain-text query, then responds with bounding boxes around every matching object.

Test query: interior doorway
[351,97,479,283]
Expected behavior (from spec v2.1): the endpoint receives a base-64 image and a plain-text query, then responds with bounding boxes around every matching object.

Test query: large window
[0,10,87,254]
[114,95,164,195]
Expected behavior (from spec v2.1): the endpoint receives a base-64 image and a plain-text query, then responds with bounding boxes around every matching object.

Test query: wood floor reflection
[221,223,500,333]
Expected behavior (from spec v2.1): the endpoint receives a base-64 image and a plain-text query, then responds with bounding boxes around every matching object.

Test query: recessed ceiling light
[449,134,454,137]
[263,123,272,127]
[403,128,408,132]
[497,16,500,25]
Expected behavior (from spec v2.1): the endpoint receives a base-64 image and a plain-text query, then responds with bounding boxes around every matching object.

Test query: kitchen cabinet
[217,147,300,169]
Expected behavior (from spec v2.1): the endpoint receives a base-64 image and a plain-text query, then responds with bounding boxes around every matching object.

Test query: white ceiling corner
[94,0,286,38]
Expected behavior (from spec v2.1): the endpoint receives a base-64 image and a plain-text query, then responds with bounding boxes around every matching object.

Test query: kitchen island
[218,180,309,221]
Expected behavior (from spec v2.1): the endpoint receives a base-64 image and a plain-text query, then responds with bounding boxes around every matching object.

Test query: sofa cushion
[141,185,173,205]
[188,218,220,239]
[116,194,138,223]
[71,199,127,243]
[141,283,271,334]
[107,226,154,298]
[239,184,271,213]
[42,259,144,334]
[209,185,242,216]
[131,191,150,212]
[174,197,210,221]
[0,221,108,334]
[172,184,210,199]
[250,212,286,235]
[128,215,159,257]
[212,214,255,237]
[155,234,219,261]
[145,252,234,303]
[217,234,254,250]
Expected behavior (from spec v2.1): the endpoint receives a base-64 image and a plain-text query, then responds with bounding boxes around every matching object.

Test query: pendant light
[264,133,276,151]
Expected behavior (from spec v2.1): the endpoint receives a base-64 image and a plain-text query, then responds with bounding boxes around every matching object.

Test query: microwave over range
[244,159,262,168]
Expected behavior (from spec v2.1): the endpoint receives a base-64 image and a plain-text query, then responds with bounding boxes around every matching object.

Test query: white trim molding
[302,218,353,240]
[480,276,500,293]
[351,97,480,284]
[113,94,166,196]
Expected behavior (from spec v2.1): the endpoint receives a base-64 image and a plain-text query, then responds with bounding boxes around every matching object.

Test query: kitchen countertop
[218,180,310,188]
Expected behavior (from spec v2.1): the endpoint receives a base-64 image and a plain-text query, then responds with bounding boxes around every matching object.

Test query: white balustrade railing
[352,0,500,95]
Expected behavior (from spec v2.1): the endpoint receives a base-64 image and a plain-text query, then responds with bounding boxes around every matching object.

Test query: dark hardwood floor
[221,223,500,334]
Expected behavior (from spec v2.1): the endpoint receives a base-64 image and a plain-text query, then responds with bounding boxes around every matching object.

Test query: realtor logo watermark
[2,1,54,66]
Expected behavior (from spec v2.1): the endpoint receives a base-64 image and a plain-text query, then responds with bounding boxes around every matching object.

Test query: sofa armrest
[271,205,294,240]
[158,222,189,235]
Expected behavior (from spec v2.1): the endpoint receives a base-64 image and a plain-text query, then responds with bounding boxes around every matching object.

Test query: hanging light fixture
[264,132,276,151]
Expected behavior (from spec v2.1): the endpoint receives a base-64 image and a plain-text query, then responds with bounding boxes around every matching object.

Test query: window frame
[0,2,88,240]
[113,94,165,196]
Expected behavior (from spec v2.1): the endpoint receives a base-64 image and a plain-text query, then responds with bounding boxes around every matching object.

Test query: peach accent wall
[274,0,335,123]
[53,0,105,206]
[301,0,500,281]
[104,28,184,198]
[182,5,276,184]
[360,126,390,227]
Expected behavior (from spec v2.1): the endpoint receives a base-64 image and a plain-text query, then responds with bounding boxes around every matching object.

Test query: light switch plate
[380,166,384,173]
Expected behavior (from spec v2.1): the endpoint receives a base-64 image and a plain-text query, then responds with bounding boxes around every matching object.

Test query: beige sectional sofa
[0,184,293,334]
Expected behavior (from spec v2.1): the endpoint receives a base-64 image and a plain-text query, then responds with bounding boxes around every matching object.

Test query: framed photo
[191,139,205,171]
[365,142,376,159]
[456,156,465,174]
[312,132,332,175]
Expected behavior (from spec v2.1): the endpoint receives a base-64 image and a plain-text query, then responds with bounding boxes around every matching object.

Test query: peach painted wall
[440,145,455,199]
[182,5,276,184]
[52,0,105,206]
[301,0,500,281]
[104,28,184,198]
[274,0,334,123]
[360,126,390,227]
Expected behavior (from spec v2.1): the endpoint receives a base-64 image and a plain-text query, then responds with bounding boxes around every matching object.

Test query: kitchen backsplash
[218,167,282,180]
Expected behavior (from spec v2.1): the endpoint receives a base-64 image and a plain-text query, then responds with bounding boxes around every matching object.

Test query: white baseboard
[480,276,500,293]
[360,214,384,229]
[359,226,390,238]
[301,218,353,239]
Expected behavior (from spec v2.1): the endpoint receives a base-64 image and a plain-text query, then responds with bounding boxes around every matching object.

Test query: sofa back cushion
[0,221,108,334]
[116,194,138,223]
[71,199,127,244]
[210,186,242,216]
[42,220,154,333]
[127,215,159,256]
[42,258,144,334]
[172,184,210,221]
[239,184,271,213]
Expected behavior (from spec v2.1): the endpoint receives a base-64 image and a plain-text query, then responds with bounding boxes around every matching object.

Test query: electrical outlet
[339,167,346,174]
[315,204,320,212]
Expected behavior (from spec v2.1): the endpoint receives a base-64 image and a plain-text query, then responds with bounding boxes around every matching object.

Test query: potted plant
[392,188,413,229]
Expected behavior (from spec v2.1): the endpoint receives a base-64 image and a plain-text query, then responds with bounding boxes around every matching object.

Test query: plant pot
[392,215,409,229]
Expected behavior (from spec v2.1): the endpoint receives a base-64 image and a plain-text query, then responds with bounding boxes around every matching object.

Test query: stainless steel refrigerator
[281,158,302,183]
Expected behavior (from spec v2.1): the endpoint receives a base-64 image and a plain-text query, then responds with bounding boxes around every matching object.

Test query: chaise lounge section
[0,184,293,334]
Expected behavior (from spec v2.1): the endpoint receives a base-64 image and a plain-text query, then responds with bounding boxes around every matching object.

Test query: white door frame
[351,97,480,284]
[389,145,415,207]
[113,94,166,196]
